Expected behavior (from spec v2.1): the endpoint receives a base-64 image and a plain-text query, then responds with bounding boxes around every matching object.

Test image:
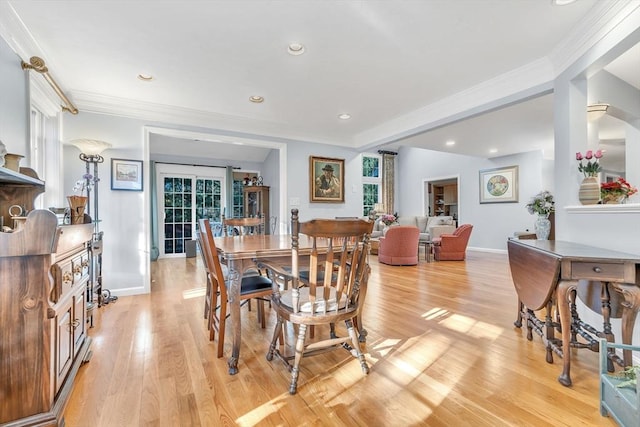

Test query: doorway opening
[424,176,459,222]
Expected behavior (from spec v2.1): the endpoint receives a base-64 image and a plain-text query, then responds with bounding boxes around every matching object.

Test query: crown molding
[550,0,640,76]
[71,90,357,148]
[0,1,40,61]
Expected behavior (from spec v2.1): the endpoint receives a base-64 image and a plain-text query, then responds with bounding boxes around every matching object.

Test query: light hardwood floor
[64,250,617,426]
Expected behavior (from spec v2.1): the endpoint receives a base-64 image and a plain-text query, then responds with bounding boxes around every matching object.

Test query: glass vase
[535,214,551,240]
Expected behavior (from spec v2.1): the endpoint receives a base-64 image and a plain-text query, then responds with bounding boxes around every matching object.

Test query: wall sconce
[587,103,609,121]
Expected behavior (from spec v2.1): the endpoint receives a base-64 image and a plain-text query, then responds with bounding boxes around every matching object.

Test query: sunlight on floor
[237,308,505,425]
[182,287,206,299]
[423,307,503,340]
[235,400,287,426]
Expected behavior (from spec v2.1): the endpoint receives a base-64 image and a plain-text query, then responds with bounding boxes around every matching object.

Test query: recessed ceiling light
[445,140,455,146]
[338,113,351,120]
[249,96,264,103]
[287,43,305,56]
[489,148,498,153]
[137,74,154,81]
[551,0,577,5]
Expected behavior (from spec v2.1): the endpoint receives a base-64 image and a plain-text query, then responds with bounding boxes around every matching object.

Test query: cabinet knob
[593,266,602,273]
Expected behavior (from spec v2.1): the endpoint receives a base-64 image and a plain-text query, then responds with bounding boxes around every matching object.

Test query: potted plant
[600,177,638,204]
[576,150,603,205]
[525,190,554,240]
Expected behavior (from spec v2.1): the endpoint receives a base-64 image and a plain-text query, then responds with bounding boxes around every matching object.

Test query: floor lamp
[70,139,116,308]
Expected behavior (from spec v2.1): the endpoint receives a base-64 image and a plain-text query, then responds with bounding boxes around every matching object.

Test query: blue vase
[535,214,551,240]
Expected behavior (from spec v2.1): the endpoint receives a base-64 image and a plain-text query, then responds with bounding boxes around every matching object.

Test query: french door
[157,165,226,258]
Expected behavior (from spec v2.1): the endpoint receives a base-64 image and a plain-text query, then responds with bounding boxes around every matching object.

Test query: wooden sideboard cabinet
[0,168,94,426]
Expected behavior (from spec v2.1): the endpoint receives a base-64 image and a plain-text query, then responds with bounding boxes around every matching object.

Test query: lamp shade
[70,139,112,155]
[374,203,385,213]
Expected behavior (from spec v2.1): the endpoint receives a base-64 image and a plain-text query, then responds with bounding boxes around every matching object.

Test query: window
[29,73,63,210]
[29,104,59,209]
[362,155,381,216]
[232,179,244,217]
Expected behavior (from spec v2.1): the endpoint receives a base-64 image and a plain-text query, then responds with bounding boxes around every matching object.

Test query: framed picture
[111,158,143,191]
[479,165,518,203]
[310,156,345,203]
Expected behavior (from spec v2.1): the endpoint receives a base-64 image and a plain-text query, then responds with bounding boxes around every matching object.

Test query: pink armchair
[432,224,473,261]
[378,226,420,266]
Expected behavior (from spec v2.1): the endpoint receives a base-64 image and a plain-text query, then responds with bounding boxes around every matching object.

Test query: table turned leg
[557,279,578,387]
[600,282,615,372]
[611,283,640,366]
[514,299,523,328]
[226,265,242,375]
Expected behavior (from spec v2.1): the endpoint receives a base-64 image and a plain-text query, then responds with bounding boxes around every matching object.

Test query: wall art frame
[111,158,143,191]
[479,165,518,203]
[310,156,345,203]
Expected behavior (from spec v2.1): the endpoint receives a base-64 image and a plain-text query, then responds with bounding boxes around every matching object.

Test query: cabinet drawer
[72,254,89,283]
[571,262,626,282]
[51,259,74,302]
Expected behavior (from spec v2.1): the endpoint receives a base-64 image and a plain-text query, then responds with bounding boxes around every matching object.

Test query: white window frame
[362,153,382,216]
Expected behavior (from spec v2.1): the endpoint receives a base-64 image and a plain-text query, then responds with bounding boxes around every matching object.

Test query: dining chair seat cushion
[280,286,347,313]
[238,274,273,295]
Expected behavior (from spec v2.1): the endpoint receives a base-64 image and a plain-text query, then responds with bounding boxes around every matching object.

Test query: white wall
[286,140,368,222]
[398,147,549,251]
[63,112,147,296]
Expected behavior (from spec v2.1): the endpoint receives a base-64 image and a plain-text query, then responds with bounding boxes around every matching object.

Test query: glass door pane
[159,170,225,258]
[195,178,223,236]
[163,177,193,255]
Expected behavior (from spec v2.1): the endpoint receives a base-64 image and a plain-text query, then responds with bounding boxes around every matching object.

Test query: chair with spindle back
[257,209,373,394]
[222,214,265,236]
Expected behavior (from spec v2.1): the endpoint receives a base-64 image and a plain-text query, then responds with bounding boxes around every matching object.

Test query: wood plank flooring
[64,250,618,426]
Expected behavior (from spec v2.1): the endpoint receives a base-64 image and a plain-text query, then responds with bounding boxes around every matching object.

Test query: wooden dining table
[214,234,369,375]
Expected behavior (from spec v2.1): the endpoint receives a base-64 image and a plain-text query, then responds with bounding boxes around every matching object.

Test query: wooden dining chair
[222,214,265,236]
[197,218,273,358]
[257,209,373,394]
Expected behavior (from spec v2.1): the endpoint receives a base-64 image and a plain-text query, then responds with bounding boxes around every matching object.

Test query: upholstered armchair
[378,226,420,266]
[432,224,473,261]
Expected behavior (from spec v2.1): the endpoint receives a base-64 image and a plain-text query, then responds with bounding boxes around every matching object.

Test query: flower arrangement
[600,177,637,203]
[525,190,555,216]
[576,150,603,177]
[380,213,397,226]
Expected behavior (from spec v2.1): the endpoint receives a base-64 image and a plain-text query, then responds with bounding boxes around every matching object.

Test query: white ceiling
[1,0,637,162]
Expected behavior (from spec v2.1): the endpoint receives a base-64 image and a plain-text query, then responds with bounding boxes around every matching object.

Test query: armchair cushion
[378,226,420,266]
